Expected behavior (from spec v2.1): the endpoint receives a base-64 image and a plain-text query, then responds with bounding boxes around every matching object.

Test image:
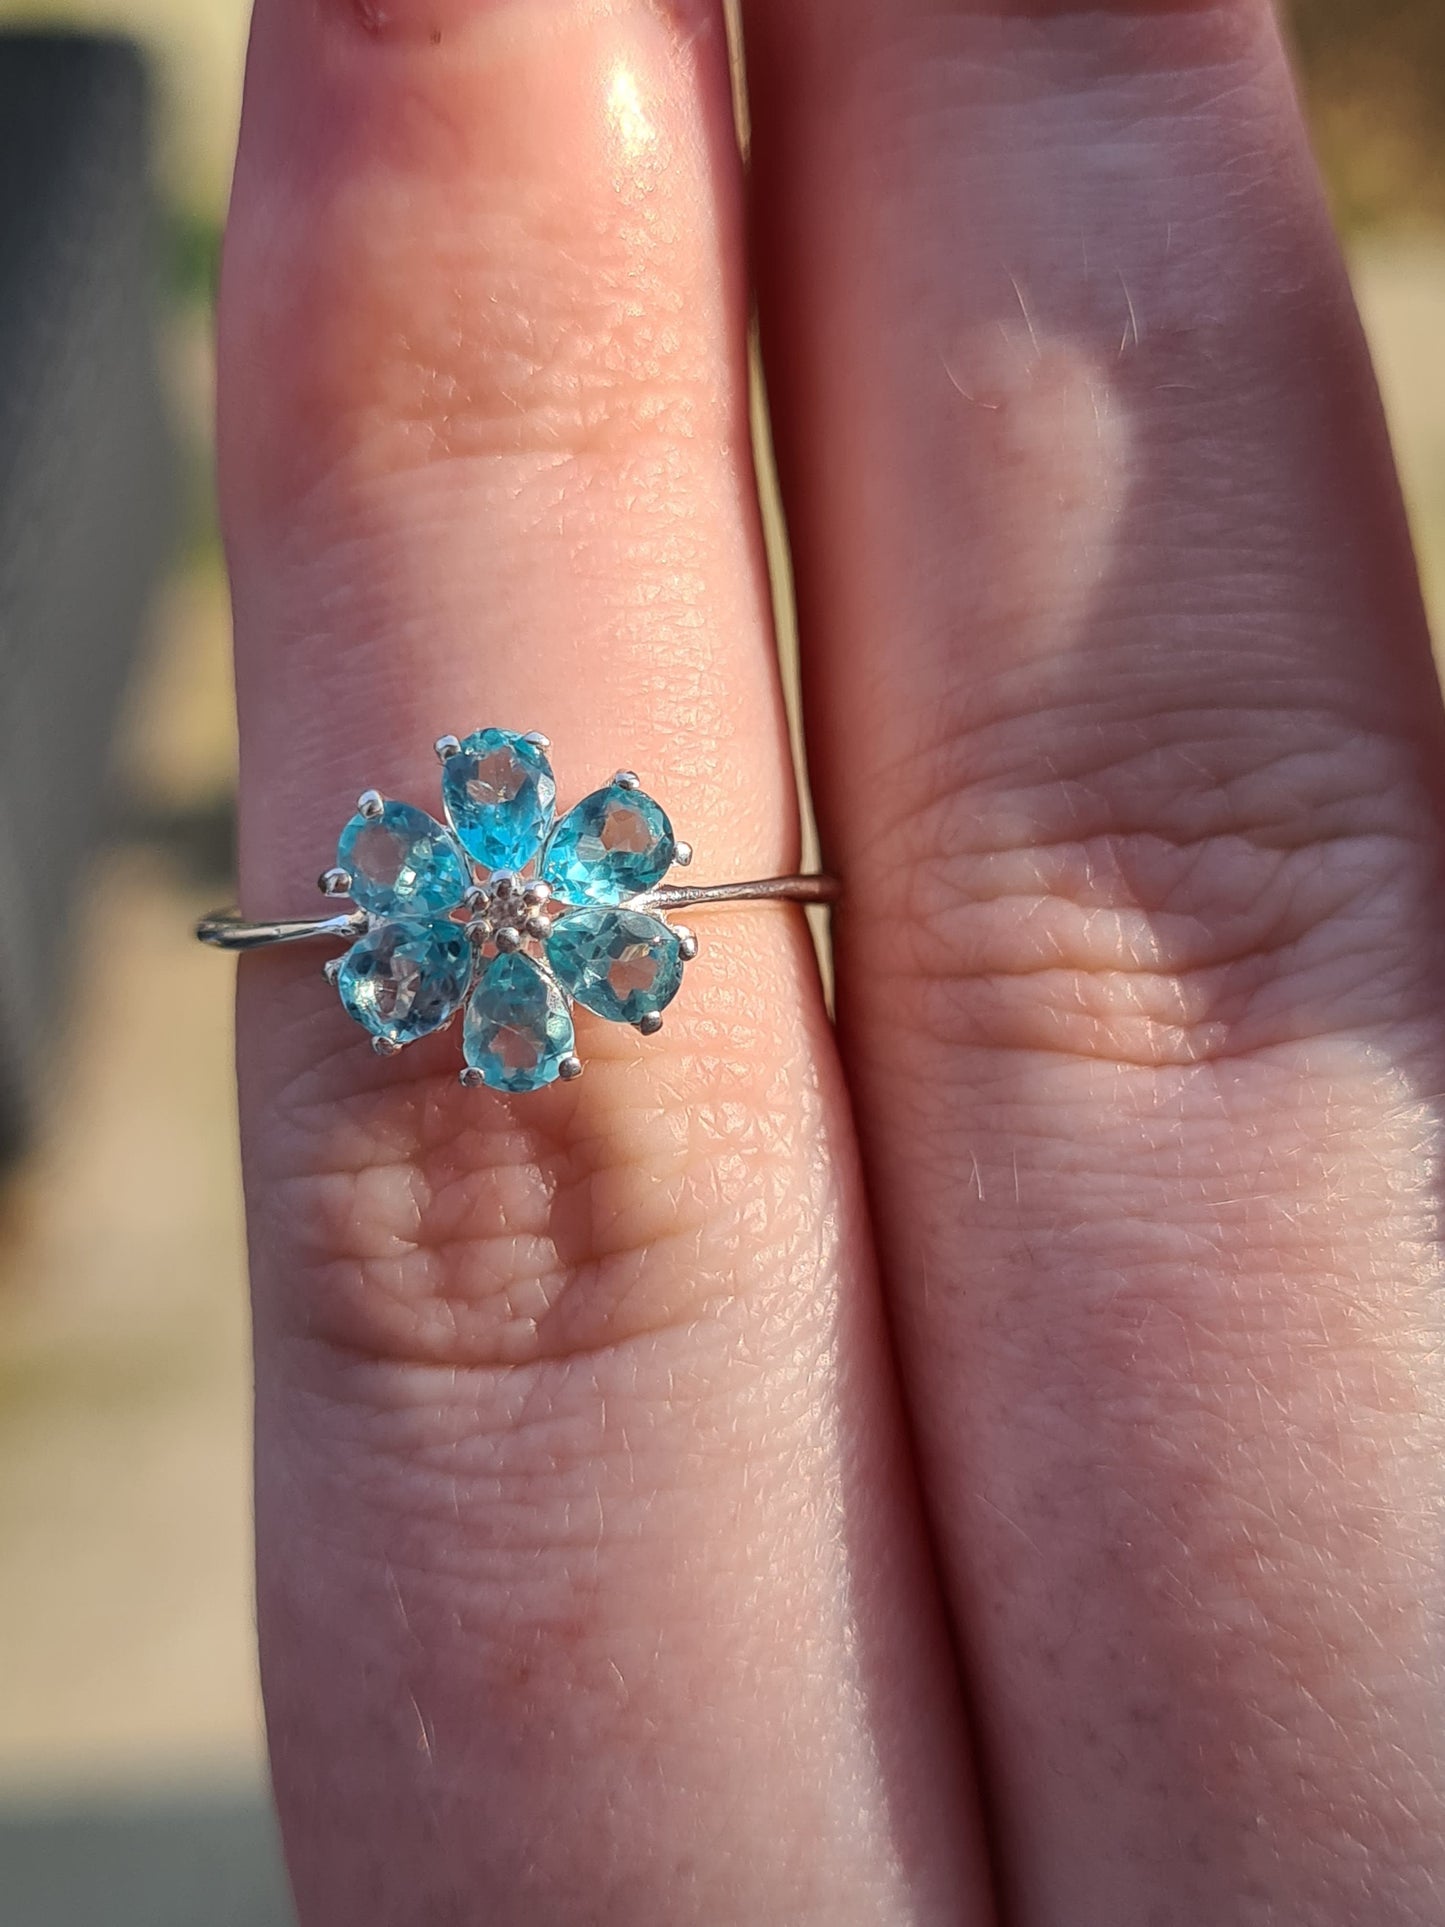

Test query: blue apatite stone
[463,952,574,1093]
[546,908,683,1024]
[543,784,676,906]
[338,801,470,918]
[336,918,473,1046]
[442,729,556,872]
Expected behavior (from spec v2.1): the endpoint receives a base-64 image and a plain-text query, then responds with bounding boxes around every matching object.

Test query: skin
[218,0,1445,1920]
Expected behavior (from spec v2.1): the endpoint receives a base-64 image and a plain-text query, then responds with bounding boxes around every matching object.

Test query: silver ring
[196,727,838,1094]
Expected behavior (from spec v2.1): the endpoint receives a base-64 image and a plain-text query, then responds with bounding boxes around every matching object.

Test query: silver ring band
[196,873,840,953]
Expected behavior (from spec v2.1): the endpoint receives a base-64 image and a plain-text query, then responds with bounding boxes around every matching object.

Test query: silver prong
[434,734,462,763]
[522,879,551,907]
[372,1034,402,1056]
[635,1012,664,1037]
[524,915,552,941]
[462,884,488,914]
[318,866,352,897]
[495,926,523,953]
[357,789,385,820]
[459,1066,485,1089]
[613,769,641,791]
[558,1054,584,1081]
[523,731,551,751]
[492,872,517,899]
[672,841,693,868]
[323,957,343,986]
[675,926,698,962]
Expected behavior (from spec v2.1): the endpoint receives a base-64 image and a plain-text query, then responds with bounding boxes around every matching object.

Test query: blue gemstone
[336,918,473,1046]
[338,802,470,917]
[442,729,556,872]
[546,908,683,1024]
[462,952,575,1093]
[543,784,676,906]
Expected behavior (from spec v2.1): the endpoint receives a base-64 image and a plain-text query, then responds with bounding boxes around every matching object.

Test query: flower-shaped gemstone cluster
[319,730,698,1092]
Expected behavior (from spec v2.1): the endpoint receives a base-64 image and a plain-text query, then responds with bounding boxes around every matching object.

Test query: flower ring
[197,728,839,1094]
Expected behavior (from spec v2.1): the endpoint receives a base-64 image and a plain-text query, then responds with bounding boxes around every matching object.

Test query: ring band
[195,727,839,1094]
[196,875,840,953]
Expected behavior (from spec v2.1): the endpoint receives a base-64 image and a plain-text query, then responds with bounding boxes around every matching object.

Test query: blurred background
[0,3,1441,1922]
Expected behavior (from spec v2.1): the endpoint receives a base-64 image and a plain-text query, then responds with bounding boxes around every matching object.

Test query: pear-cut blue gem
[546,908,683,1024]
[462,952,574,1093]
[441,729,556,872]
[338,802,469,918]
[543,784,676,906]
[336,918,474,1047]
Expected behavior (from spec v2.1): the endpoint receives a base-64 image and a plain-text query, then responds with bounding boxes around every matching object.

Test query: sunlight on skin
[606,59,661,163]
[935,334,1135,666]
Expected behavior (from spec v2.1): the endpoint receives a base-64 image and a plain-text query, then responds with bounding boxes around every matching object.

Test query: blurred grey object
[1,1786,294,1927]
[0,32,175,1164]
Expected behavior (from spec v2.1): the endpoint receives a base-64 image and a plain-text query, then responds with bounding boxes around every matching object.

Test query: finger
[743,0,1445,1919]
[219,1,986,1921]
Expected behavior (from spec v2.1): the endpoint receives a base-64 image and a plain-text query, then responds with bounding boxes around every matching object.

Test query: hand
[218,1,1445,1919]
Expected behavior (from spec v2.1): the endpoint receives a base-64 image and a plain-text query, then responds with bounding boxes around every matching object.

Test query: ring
[196,727,839,1093]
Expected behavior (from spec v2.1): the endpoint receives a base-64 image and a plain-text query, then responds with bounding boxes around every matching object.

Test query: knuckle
[861,699,1438,1067]
[333,234,714,473]
[225,8,729,518]
[244,205,719,506]
[241,946,831,1373]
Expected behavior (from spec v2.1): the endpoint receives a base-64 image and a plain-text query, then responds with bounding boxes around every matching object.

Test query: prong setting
[523,731,551,751]
[635,1011,664,1037]
[672,841,693,867]
[613,769,641,791]
[372,1034,402,1056]
[323,956,342,985]
[459,1065,485,1088]
[675,925,699,962]
[357,789,385,820]
[462,872,559,955]
[434,733,462,763]
[318,866,352,897]
[559,1054,584,1081]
